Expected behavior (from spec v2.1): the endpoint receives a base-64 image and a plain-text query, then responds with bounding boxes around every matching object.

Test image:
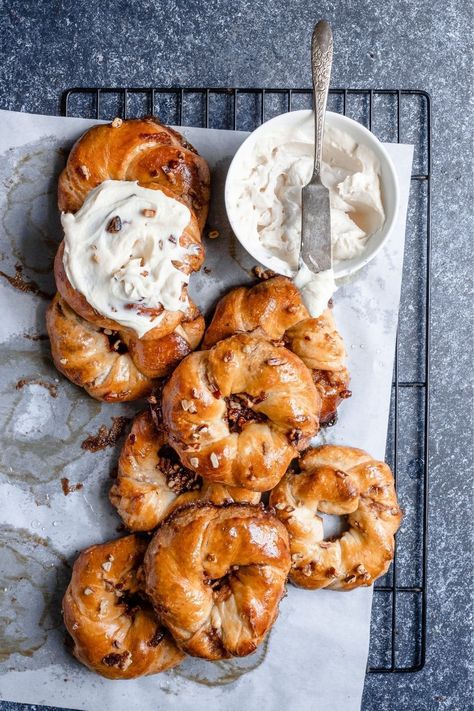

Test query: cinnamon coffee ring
[269,445,402,590]
[110,410,260,531]
[46,293,204,401]
[62,535,184,679]
[144,503,290,659]
[48,117,210,400]
[203,276,351,426]
[161,334,321,491]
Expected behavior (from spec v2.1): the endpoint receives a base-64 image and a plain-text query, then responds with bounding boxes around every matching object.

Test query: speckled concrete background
[0,1,472,710]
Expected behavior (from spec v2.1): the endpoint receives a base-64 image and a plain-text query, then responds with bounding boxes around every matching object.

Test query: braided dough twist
[161,334,321,491]
[269,445,402,590]
[203,276,351,425]
[110,410,260,531]
[47,118,210,400]
[144,503,290,659]
[47,294,204,401]
[58,117,210,229]
[62,535,184,679]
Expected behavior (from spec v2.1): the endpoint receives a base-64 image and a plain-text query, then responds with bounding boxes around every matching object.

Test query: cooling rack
[63,86,431,674]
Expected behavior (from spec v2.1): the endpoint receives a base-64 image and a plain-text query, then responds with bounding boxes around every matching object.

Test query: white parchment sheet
[0,109,413,711]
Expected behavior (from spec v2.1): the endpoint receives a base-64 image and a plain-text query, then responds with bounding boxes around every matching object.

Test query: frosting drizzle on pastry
[62,180,192,338]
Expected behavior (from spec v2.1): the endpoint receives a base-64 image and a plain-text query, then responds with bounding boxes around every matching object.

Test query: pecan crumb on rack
[81,416,131,453]
[61,478,83,496]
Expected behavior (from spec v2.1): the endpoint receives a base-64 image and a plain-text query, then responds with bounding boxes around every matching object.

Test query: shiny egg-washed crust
[203,276,351,425]
[58,116,210,230]
[48,118,210,400]
[269,445,402,590]
[161,333,321,491]
[110,410,261,531]
[144,503,290,659]
[62,535,184,679]
[46,293,204,401]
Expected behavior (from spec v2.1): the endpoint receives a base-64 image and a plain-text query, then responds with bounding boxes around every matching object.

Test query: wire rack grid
[63,86,431,674]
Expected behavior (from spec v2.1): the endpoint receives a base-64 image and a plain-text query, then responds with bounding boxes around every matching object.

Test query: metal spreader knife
[300,20,334,274]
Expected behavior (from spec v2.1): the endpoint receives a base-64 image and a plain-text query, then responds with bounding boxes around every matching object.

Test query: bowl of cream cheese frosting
[225,110,399,313]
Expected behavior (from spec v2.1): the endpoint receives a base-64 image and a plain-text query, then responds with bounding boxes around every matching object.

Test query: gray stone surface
[0,0,472,710]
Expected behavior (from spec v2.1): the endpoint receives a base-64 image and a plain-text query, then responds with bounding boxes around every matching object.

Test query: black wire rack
[62,86,431,674]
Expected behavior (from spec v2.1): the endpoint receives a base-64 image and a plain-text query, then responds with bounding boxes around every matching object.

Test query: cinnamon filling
[225,393,268,433]
[312,369,352,428]
[207,568,240,603]
[104,330,128,355]
[157,444,202,494]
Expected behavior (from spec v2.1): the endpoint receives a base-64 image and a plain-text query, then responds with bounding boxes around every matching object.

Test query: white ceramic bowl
[225,109,399,279]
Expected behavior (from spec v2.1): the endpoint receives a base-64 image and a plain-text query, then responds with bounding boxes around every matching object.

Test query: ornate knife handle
[311,20,333,180]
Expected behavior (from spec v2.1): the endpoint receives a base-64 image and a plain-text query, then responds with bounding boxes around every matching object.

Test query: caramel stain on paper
[60,478,83,496]
[16,377,58,398]
[172,634,270,687]
[81,416,131,452]
[0,263,53,300]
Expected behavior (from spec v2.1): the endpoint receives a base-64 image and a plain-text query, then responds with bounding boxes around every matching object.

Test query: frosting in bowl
[62,180,193,338]
[227,112,386,316]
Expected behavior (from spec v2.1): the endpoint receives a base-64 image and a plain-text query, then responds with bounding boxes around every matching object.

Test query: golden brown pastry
[269,445,402,590]
[47,117,210,401]
[47,294,204,401]
[58,117,210,230]
[110,410,260,531]
[161,334,321,491]
[62,535,184,679]
[144,503,290,659]
[203,276,351,426]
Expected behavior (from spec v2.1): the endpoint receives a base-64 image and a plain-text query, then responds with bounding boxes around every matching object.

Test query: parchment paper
[0,109,413,711]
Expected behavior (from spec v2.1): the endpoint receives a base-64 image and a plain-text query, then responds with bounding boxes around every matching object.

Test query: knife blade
[300,20,333,274]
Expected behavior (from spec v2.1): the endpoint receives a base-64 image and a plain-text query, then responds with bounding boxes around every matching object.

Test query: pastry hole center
[157,444,202,493]
[103,330,128,355]
[225,393,268,433]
